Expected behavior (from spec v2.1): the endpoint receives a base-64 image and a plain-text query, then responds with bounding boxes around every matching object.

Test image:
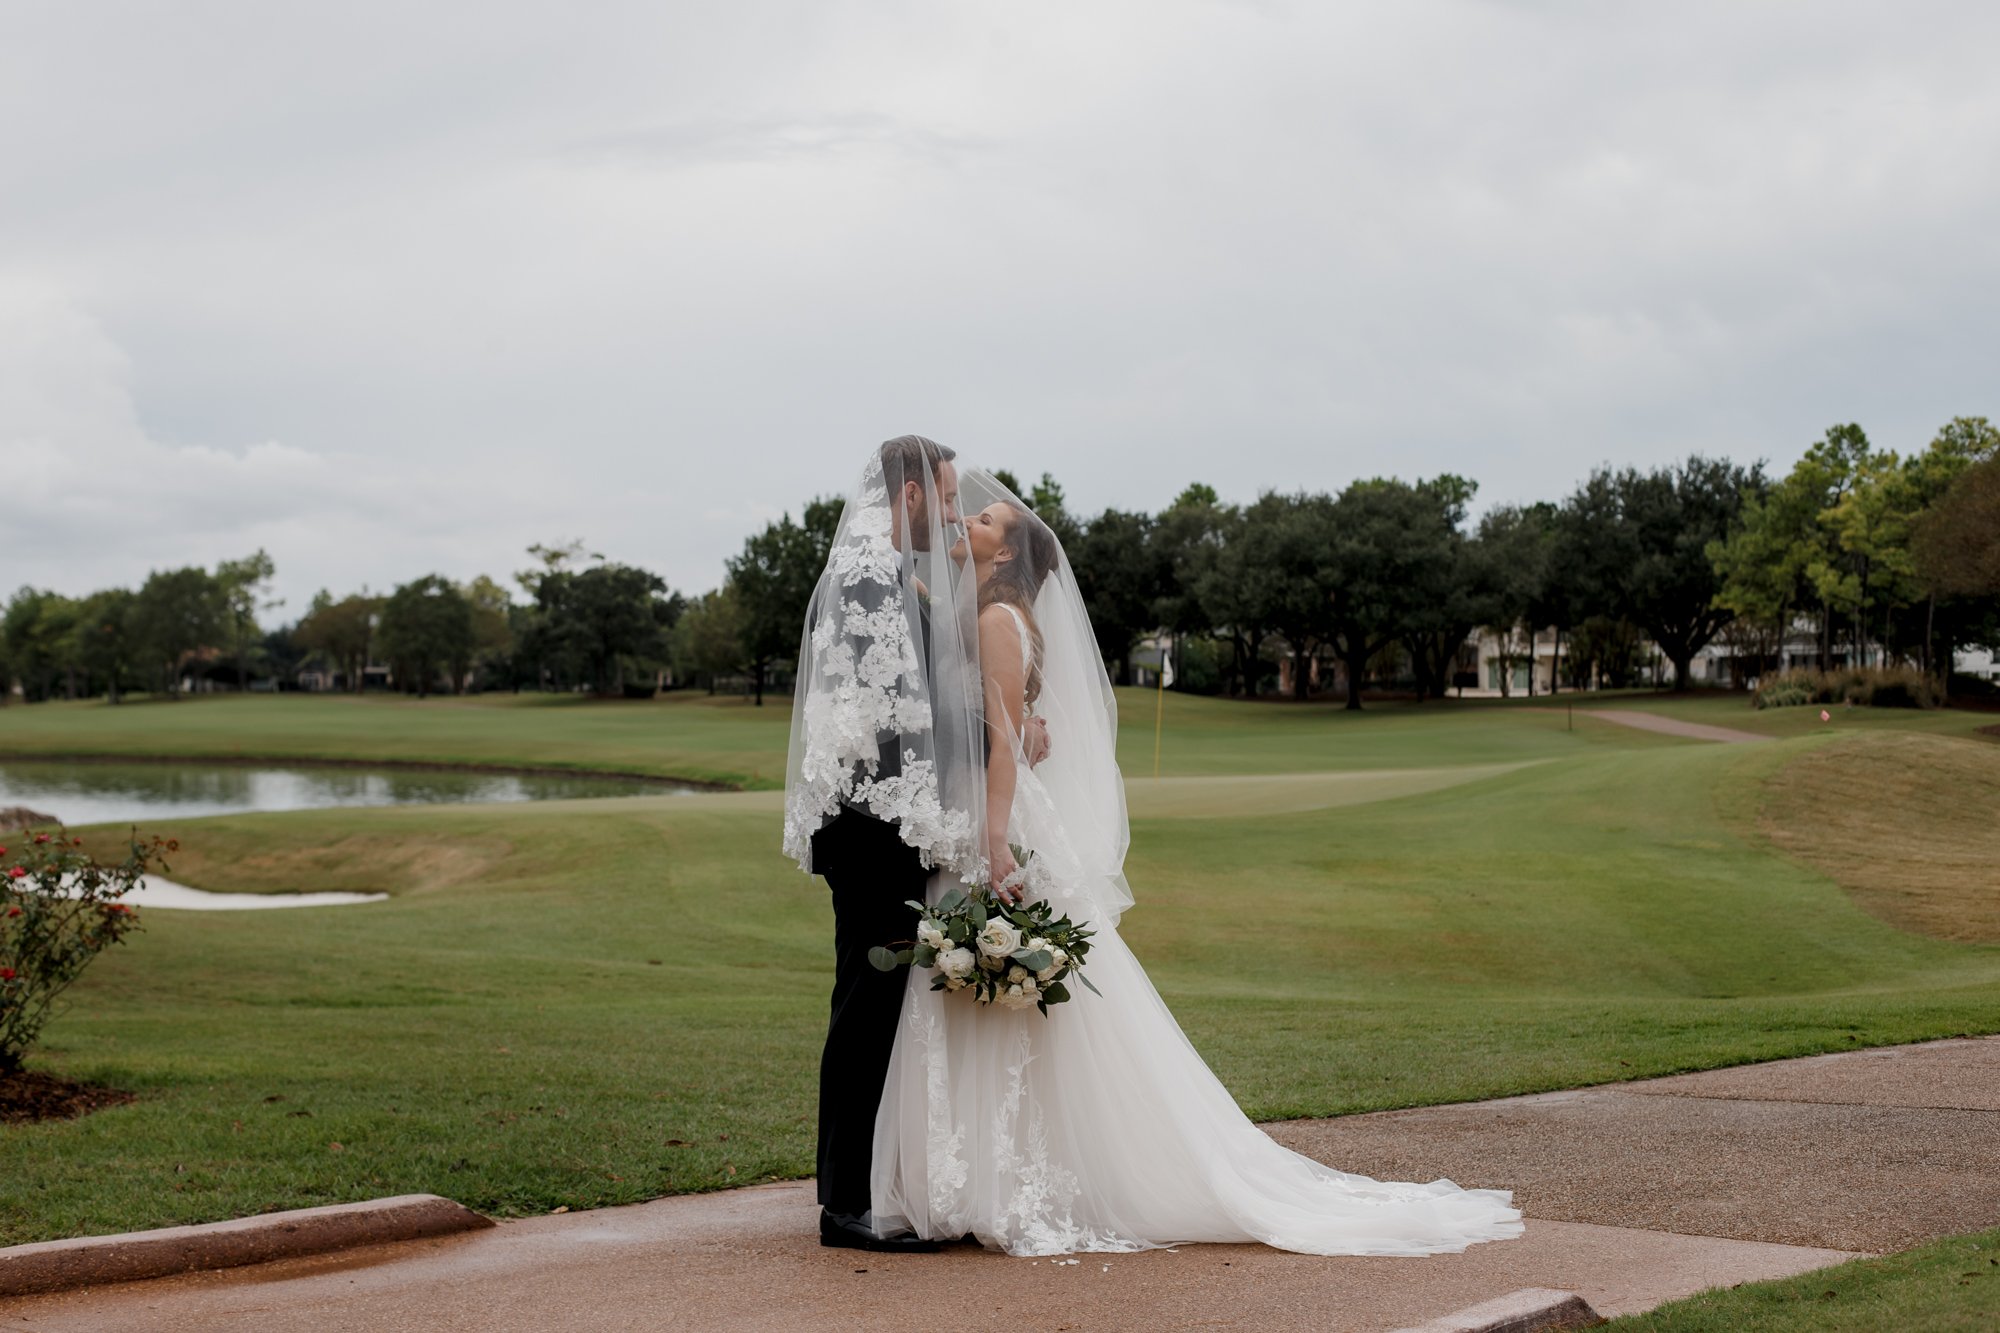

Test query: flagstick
[1152,648,1167,779]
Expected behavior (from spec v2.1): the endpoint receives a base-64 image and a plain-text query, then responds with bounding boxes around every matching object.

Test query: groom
[808,435,1048,1253]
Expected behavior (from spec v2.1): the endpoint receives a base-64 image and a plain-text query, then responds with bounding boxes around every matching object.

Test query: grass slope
[1758,732,2000,943]
[6,730,1999,1244]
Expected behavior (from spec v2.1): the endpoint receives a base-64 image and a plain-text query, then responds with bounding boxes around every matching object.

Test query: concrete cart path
[1575,709,1773,745]
[8,1037,1997,1332]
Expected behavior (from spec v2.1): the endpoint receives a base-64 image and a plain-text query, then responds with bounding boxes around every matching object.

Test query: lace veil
[782,436,988,882]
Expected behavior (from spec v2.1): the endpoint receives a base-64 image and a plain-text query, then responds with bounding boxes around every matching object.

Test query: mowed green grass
[1604,1226,2000,1331]
[5,702,1999,1245]
[0,691,796,789]
[0,686,1691,793]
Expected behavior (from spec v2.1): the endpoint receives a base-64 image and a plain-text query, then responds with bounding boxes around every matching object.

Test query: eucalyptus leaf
[1076,970,1102,996]
[867,946,898,972]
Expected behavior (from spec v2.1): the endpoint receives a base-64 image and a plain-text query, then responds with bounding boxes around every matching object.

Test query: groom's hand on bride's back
[1024,715,1052,768]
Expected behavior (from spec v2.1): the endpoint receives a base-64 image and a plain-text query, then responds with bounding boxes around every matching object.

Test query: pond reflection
[0,760,692,826]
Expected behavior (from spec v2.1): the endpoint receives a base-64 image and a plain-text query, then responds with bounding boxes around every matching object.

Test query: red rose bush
[0,829,171,1073]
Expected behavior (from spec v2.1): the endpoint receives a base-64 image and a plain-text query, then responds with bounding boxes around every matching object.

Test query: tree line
[717,418,1998,708]
[0,540,683,703]
[5,417,1995,708]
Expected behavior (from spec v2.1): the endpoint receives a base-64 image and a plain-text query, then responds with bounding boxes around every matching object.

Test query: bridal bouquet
[870,852,1098,1016]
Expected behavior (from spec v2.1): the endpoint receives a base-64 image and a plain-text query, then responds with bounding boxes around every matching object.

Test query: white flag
[1161,648,1175,689]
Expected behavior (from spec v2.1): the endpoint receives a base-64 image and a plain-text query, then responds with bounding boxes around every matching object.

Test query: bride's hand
[1022,715,1051,768]
[988,840,1022,905]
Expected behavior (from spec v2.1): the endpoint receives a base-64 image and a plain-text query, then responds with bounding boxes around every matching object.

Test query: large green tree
[69,589,139,704]
[1913,455,2000,670]
[130,567,226,697]
[1071,508,1157,684]
[1148,484,1230,690]
[293,591,383,693]
[1208,492,1340,702]
[1,589,79,702]
[461,575,516,690]
[726,499,840,705]
[1472,503,1547,696]
[1394,476,1485,702]
[378,575,474,698]
[529,564,680,698]
[1188,502,1272,697]
[1324,479,1461,709]
[672,586,747,693]
[1572,456,1757,691]
[214,550,279,689]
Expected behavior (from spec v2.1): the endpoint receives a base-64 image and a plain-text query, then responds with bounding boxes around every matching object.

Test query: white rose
[998,984,1030,1010]
[975,918,1021,960]
[1027,937,1050,954]
[1006,964,1028,984]
[937,947,976,980]
[917,920,948,952]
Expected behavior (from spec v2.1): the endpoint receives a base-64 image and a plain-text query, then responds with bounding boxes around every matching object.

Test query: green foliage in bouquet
[1,828,171,1073]
[868,852,1098,1016]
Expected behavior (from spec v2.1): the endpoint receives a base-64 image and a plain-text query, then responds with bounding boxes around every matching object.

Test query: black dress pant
[811,809,929,1215]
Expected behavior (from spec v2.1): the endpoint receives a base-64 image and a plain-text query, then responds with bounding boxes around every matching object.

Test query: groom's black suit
[809,807,928,1215]
[809,584,934,1218]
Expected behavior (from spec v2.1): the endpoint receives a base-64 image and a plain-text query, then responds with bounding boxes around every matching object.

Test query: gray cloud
[2,0,1996,616]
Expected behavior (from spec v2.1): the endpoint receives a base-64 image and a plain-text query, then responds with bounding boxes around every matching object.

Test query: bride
[863,466,1525,1257]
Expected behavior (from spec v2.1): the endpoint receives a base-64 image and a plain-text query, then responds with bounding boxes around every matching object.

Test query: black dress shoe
[819,1209,943,1253]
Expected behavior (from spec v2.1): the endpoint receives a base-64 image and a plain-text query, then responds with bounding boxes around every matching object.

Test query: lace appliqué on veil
[782,470,976,876]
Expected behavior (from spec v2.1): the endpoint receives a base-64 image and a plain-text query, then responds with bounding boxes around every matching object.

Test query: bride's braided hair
[979,501,1060,704]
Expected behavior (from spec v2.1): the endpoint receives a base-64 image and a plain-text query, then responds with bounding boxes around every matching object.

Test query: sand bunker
[125,875,388,910]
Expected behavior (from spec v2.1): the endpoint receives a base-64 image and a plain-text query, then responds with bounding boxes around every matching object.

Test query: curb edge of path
[1391,1287,1605,1333]
[0,1193,494,1299]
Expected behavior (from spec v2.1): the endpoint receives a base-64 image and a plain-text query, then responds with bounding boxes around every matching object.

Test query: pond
[0,758,697,827]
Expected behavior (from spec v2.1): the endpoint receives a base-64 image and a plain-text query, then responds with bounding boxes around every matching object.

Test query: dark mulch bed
[0,1069,137,1124]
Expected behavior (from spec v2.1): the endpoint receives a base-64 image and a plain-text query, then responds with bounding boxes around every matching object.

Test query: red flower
[0,968,14,981]
[32,833,49,844]
[5,867,25,880]
[72,837,84,846]
[5,906,19,917]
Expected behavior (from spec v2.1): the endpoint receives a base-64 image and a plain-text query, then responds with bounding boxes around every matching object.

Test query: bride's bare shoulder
[977,603,1025,658]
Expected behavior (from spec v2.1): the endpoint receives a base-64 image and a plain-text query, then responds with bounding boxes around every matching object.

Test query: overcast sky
[4,1,1996,618]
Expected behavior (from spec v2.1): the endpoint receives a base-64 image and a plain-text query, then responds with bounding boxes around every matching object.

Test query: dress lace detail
[913,993,968,1213]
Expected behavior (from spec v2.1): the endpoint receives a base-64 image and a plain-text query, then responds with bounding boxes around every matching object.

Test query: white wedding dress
[869,601,1524,1257]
